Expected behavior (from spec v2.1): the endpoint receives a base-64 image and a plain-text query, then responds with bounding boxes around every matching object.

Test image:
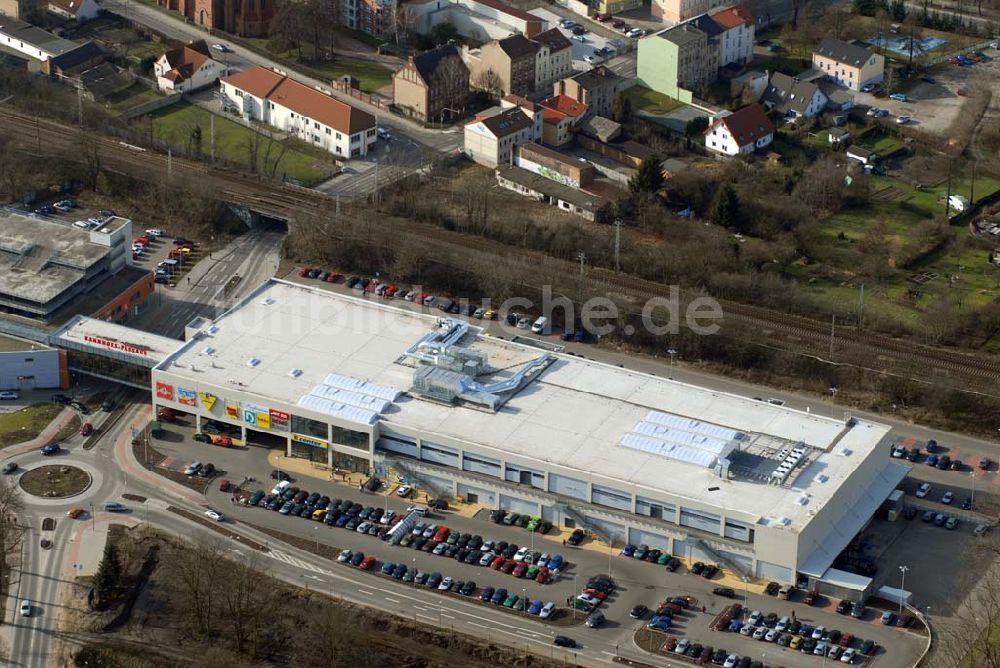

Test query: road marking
[600,651,616,656]
[385,597,400,603]
[441,612,455,619]
[357,588,374,595]
[467,621,490,629]
[416,613,436,622]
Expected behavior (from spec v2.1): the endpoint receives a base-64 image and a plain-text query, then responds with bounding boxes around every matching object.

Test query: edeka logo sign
[269,409,289,430]
[225,403,239,420]
[177,388,196,407]
[292,433,328,449]
[199,392,217,411]
[243,406,271,430]
[156,382,173,401]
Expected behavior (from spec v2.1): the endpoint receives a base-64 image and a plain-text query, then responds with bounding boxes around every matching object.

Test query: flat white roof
[158,280,892,527]
[52,315,181,364]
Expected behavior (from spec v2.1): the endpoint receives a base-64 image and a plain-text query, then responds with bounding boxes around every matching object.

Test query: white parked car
[73,220,90,230]
[513,546,530,562]
[145,228,164,236]
[19,599,31,617]
[915,482,931,498]
[539,601,556,619]
[205,510,225,522]
[841,648,857,663]
[896,115,911,124]
[396,485,412,498]
[0,391,19,400]
[812,625,825,640]
[211,43,231,53]
[438,576,453,591]
[747,609,762,625]
[775,616,790,632]
[942,491,954,504]
[753,626,767,640]
[723,654,738,668]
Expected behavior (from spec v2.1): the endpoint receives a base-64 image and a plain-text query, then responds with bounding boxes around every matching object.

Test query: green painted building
[636,23,714,103]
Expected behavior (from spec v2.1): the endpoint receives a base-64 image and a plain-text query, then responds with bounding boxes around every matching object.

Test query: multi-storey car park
[149,279,908,592]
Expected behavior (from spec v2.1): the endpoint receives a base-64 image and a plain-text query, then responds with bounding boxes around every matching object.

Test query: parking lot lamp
[971,469,977,508]
[898,565,910,615]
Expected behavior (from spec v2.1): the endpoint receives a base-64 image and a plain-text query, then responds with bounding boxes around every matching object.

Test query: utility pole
[575,251,586,303]
[829,314,835,357]
[167,149,173,181]
[970,159,977,204]
[210,113,215,162]
[613,219,622,272]
[945,160,954,217]
[857,285,865,329]
[77,85,83,126]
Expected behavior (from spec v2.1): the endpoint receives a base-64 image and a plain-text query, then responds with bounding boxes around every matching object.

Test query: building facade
[710,6,753,67]
[159,0,273,37]
[651,0,727,25]
[221,66,377,158]
[463,102,541,167]
[530,27,572,92]
[392,45,470,121]
[408,0,543,42]
[704,103,774,156]
[150,279,907,587]
[538,94,586,147]
[154,40,225,93]
[554,65,625,119]
[341,0,395,39]
[812,38,884,91]
[465,34,538,97]
[0,336,68,392]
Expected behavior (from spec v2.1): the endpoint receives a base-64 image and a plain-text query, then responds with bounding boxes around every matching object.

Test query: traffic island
[19,465,92,498]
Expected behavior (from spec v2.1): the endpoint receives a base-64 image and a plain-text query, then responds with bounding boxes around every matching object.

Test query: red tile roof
[540,95,587,118]
[705,103,774,147]
[710,6,753,29]
[468,0,539,24]
[160,40,211,84]
[222,66,376,135]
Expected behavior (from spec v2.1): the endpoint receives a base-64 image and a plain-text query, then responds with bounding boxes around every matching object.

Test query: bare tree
[389,5,417,46]
[167,540,227,637]
[429,52,471,121]
[221,550,270,654]
[0,480,26,606]
[473,68,504,102]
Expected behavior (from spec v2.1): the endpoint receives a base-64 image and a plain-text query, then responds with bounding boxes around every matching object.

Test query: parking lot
[139,413,926,667]
[853,44,1000,135]
[529,7,624,69]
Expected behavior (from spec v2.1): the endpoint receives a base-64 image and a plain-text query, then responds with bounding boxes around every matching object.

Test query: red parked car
[359,555,377,571]
[133,237,150,246]
[324,272,340,282]
[414,292,428,304]
[384,284,398,297]
[584,588,607,601]
[79,422,93,436]
[433,526,450,542]
[490,555,505,570]
[500,559,516,574]
[211,435,233,447]
[298,266,312,277]
[512,562,528,578]
[535,567,549,584]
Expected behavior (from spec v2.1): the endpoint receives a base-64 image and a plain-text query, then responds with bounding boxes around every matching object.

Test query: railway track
[5,106,1000,394]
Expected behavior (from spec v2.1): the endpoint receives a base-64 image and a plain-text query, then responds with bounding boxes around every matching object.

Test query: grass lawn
[0,403,64,448]
[623,86,685,115]
[150,102,338,185]
[106,83,163,112]
[19,464,91,497]
[243,39,392,92]
[867,133,904,156]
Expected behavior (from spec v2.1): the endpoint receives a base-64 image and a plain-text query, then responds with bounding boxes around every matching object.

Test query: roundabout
[19,464,92,499]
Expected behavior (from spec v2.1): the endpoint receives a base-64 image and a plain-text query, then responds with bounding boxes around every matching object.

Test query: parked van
[407,505,429,516]
[272,480,292,495]
[530,316,550,335]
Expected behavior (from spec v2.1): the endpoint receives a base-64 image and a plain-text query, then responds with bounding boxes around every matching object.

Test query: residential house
[709,6,753,67]
[463,103,541,167]
[538,94,586,147]
[651,0,727,25]
[554,66,625,119]
[44,39,103,76]
[729,69,768,102]
[392,44,470,122]
[761,72,828,119]
[465,34,537,97]
[408,0,543,42]
[154,40,225,93]
[220,66,377,157]
[501,94,543,140]
[703,103,774,156]
[159,0,272,37]
[530,28,572,92]
[47,0,100,21]
[0,16,83,62]
[812,38,884,91]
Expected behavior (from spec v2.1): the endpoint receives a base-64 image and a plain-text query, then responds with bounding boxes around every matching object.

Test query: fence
[922,39,995,67]
[120,92,181,120]
[331,80,390,110]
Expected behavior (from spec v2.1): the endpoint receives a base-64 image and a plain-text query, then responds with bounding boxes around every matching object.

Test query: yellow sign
[255,411,271,430]
[225,403,239,419]
[292,433,328,449]
[199,392,217,411]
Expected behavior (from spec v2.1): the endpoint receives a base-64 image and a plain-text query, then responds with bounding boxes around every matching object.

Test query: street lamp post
[898,565,910,615]
[971,469,977,508]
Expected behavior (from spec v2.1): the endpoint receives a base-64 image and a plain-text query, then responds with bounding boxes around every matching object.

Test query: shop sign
[244,405,271,429]
[199,392,217,411]
[177,387,196,407]
[269,409,289,429]
[225,403,240,420]
[155,382,173,401]
[84,334,148,356]
[292,433,328,449]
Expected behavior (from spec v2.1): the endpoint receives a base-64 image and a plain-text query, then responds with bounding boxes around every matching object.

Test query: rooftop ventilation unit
[289,368,302,377]
[795,495,809,506]
[247,357,260,367]
[260,297,275,305]
[202,346,215,355]
[207,325,219,334]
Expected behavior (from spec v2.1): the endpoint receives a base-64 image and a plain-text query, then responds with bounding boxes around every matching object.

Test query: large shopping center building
[148,279,908,586]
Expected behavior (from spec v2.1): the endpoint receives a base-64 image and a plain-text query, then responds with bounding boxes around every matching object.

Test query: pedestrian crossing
[266,548,334,576]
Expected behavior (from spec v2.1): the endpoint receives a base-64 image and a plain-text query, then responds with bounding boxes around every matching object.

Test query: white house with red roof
[154,40,225,93]
[538,95,586,147]
[709,6,754,67]
[704,103,774,156]
[220,66,377,157]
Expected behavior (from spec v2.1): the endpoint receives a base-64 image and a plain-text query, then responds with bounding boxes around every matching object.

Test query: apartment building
[538,94,587,147]
[554,66,625,119]
[463,99,542,167]
[812,38,884,91]
[392,44,470,121]
[530,27,572,92]
[651,0,727,25]
[465,34,537,97]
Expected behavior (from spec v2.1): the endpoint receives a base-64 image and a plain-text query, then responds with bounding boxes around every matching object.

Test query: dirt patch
[19,465,91,498]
